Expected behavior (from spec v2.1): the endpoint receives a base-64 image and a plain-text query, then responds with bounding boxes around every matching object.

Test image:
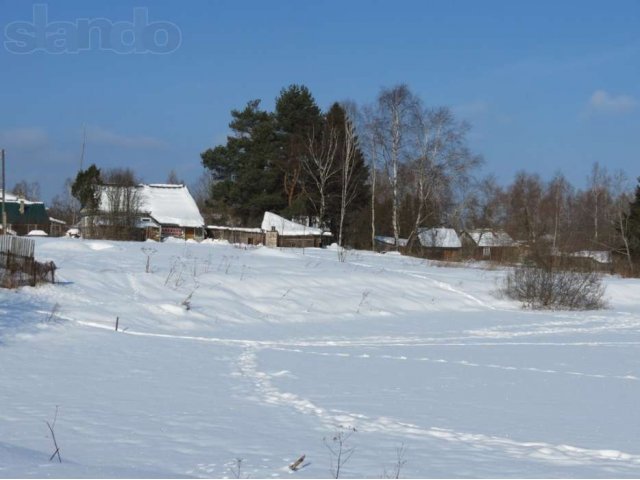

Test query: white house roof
[261,212,330,236]
[570,250,612,264]
[418,227,461,248]
[99,184,204,228]
[466,229,515,247]
[374,235,408,247]
[0,190,41,205]
[208,225,263,233]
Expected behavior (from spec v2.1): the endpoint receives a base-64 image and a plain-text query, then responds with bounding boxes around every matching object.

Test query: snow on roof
[261,212,326,236]
[0,190,42,205]
[26,230,48,237]
[99,184,204,228]
[466,229,515,247]
[208,225,263,233]
[49,217,66,225]
[418,228,461,248]
[570,250,612,264]
[374,235,408,247]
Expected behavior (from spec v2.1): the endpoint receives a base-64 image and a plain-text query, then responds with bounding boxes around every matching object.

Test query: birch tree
[407,106,481,248]
[375,85,418,248]
[301,122,340,226]
[361,105,380,250]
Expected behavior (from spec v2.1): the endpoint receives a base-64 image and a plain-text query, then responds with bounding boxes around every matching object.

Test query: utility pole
[1,149,6,235]
[79,124,86,172]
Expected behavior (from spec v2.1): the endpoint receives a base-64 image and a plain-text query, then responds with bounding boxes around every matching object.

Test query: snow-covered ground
[1,238,640,478]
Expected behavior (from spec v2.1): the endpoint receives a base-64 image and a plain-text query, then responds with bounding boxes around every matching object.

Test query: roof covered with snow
[98,184,204,228]
[0,190,43,206]
[207,225,263,233]
[465,229,515,247]
[374,235,408,247]
[261,212,329,236]
[570,250,612,264]
[418,228,461,248]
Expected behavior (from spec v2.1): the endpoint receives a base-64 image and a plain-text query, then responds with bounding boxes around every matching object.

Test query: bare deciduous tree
[301,123,340,226]
[338,103,361,251]
[375,85,418,249]
[406,105,480,248]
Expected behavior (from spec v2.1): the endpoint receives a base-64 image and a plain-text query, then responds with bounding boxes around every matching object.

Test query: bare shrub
[502,264,606,310]
[46,406,62,463]
[324,425,356,479]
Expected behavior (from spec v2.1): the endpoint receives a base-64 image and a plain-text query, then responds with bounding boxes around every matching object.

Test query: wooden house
[261,212,332,248]
[208,212,332,248]
[461,229,518,262]
[417,227,462,261]
[0,191,51,236]
[206,225,264,245]
[81,184,205,241]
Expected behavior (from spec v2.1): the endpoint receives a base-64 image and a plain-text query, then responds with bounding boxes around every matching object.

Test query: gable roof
[98,184,204,228]
[0,200,50,225]
[465,229,515,247]
[261,212,330,236]
[418,227,461,248]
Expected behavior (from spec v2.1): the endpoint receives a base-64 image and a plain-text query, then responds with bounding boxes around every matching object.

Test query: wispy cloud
[0,127,49,150]
[453,100,489,119]
[87,126,167,149]
[587,90,637,114]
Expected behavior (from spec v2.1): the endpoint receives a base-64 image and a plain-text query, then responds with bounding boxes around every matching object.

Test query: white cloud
[588,90,637,114]
[87,126,167,149]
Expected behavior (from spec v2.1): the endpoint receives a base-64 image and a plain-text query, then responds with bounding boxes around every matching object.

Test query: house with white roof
[0,189,51,236]
[417,227,462,260]
[81,184,204,241]
[207,211,332,248]
[460,228,518,261]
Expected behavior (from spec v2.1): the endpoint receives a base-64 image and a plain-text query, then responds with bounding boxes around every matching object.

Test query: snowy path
[2,239,640,477]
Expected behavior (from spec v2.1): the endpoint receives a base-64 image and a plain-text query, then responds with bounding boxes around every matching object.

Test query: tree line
[10,82,640,272]
[198,83,640,270]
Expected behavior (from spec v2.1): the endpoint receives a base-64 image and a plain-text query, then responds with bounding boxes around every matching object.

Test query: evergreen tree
[626,177,640,262]
[274,85,323,213]
[201,100,284,225]
[71,164,102,210]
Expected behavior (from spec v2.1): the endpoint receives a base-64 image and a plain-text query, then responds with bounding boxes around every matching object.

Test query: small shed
[461,229,518,262]
[417,227,461,261]
[49,217,67,237]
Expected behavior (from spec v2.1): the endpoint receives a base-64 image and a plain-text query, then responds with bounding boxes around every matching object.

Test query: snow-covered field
[1,238,640,478]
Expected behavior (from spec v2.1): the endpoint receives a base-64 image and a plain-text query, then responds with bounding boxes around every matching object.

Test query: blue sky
[1,0,639,201]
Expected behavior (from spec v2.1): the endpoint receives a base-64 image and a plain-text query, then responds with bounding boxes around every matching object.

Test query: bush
[502,265,606,310]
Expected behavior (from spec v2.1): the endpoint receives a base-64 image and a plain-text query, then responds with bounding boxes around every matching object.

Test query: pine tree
[626,177,640,262]
[274,85,323,214]
[71,164,102,210]
[201,100,284,225]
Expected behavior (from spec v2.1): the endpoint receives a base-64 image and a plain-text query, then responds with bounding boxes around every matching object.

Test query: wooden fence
[0,235,35,259]
[0,235,55,287]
